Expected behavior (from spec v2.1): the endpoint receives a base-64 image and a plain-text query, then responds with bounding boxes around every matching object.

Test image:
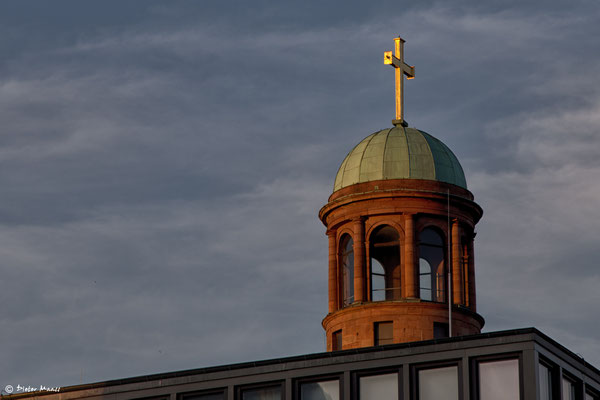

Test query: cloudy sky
[1,0,599,389]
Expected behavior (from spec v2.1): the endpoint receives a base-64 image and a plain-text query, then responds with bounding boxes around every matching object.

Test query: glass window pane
[332,330,342,351]
[300,380,339,400]
[562,378,575,400]
[372,271,386,301]
[419,258,432,301]
[360,373,398,400]
[340,235,354,306]
[419,258,431,275]
[242,386,281,400]
[433,322,448,339]
[539,363,552,400]
[372,290,385,302]
[379,323,393,339]
[372,259,385,274]
[372,274,385,289]
[418,366,458,400]
[345,238,353,253]
[479,359,520,400]
[375,322,393,345]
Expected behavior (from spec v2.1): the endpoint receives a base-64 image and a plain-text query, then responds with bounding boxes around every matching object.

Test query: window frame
[411,360,463,400]
[417,227,447,303]
[236,381,284,400]
[374,321,394,346]
[134,396,171,400]
[178,389,227,400]
[332,329,342,351]
[294,374,343,400]
[418,258,433,301]
[353,367,402,400]
[371,258,387,302]
[469,352,523,400]
[562,371,583,400]
[368,224,402,302]
[538,356,560,400]
[585,385,600,400]
[433,322,449,339]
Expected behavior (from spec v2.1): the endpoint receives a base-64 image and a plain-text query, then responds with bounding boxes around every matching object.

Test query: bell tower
[319,37,484,351]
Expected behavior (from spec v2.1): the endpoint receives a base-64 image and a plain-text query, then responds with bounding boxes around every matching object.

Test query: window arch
[339,234,354,306]
[369,225,401,301]
[418,227,446,302]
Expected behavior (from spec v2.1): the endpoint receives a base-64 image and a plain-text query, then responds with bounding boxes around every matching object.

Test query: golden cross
[384,37,415,126]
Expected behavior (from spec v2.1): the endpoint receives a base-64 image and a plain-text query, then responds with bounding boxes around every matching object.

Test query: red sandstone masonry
[320,179,484,350]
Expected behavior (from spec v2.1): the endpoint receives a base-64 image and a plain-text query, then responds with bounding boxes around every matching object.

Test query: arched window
[339,235,354,306]
[419,227,446,302]
[369,225,401,301]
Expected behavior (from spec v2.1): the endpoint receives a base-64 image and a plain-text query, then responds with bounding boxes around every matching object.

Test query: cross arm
[384,51,415,78]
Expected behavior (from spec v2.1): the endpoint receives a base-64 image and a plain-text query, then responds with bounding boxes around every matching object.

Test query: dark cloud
[0,0,599,388]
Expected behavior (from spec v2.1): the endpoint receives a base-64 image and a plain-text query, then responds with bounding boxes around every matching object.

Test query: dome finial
[384,36,415,127]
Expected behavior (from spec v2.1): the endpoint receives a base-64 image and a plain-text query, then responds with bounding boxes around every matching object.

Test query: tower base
[322,301,484,351]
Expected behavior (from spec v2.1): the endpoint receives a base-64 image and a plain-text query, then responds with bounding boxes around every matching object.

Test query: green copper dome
[334,125,467,192]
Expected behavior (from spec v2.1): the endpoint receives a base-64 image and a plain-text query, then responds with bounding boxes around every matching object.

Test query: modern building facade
[5,329,600,400]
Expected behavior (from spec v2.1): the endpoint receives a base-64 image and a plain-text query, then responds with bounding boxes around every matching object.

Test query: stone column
[353,218,365,303]
[467,236,477,311]
[452,219,463,305]
[404,213,416,298]
[462,244,470,307]
[327,230,338,313]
